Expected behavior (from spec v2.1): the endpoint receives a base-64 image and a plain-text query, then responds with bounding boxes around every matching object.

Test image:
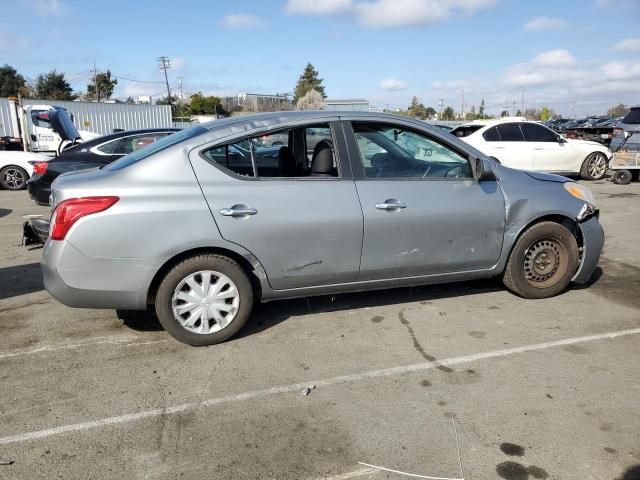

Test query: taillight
[33,162,48,175]
[50,196,119,241]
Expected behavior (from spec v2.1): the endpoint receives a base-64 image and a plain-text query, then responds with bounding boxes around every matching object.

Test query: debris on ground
[0,459,15,466]
[302,385,316,396]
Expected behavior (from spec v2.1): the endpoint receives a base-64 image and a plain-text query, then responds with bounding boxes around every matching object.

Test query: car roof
[197,110,441,131]
[80,128,180,147]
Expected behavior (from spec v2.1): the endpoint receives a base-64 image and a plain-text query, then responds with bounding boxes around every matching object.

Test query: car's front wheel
[502,222,579,299]
[0,165,28,190]
[154,254,254,346]
[580,152,608,180]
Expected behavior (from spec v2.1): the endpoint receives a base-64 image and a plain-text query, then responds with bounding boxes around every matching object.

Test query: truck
[0,97,172,190]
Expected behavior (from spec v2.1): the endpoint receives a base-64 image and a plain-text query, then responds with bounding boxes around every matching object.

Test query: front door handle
[534,146,544,150]
[494,146,505,149]
[219,205,257,217]
[376,200,407,211]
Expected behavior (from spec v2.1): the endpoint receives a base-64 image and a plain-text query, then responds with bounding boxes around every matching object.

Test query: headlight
[564,182,596,207]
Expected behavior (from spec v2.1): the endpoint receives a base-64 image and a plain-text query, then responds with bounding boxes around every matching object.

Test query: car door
[491,123,534,170]
[344,120,505,281]
[189,120,364,290]
[521,122,576,173]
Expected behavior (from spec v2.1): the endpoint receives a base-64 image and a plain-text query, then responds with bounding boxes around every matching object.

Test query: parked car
[0,150,52,190]
[42,111,604,346]
[27,119,179,205]
[451,119,612,180]
[609,105,640,184]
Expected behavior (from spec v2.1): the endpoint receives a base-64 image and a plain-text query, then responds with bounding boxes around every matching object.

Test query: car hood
[523,171,569,183]
[49,108,82,142]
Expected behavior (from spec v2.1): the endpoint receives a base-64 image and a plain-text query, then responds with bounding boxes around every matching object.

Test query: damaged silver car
[42,111,604,346]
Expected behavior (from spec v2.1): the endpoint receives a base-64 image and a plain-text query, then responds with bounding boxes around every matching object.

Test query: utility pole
[461,89,465,120]
[93,60,100,102]
[438,98,444,119]
[157,56,172,105]
[520,87,525,117]
[505,98,509,117]
[177,76,184,100]
[512,101,517,116]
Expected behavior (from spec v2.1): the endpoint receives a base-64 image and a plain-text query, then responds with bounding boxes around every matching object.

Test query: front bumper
[42,239,159,310]
[572,215,605,284]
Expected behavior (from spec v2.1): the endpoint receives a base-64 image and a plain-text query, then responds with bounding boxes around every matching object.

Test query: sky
[1,0,639,117]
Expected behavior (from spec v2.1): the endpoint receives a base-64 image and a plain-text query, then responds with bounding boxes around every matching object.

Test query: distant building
[325,98,371,111]
[225,93,292,112]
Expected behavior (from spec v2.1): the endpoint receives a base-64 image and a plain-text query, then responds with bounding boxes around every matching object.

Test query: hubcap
[171,270,240,334]
[587,154,606,179]
[523,239,568,288]
[2,168,25,189]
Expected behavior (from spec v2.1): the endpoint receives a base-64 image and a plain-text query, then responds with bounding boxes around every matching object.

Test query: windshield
[105,126,207,171]
[622,108,640,125]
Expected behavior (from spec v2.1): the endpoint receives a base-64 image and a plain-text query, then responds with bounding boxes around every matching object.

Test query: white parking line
[0,336,168,360]
[0,327,638,445]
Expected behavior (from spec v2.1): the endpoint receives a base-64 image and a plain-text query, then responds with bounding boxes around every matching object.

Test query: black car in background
[27,127,179,205]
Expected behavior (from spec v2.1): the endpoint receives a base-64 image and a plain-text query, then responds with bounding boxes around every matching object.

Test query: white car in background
[451,118,612,180]
[0,150,53,190]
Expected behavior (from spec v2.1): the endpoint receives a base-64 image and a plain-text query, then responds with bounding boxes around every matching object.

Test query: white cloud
[284,0,497,27]
[379,78,408,91]
[611,38,640,53]
[171,57,187,71]
[522,16,567,32]
[431,79,468,89]
[533,49,576,67]
[20,0,66,16]
[220,13,267,28]
[602,61,640,80]
[284,0,352,15]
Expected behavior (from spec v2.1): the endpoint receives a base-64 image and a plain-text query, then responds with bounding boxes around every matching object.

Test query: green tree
[34,70,75,100]
[156,95,179,106]
[424,106,436,118]
[0,64,27,97]
[296,89,326,110]
[478,98,485,118]
[293,63,326,103]
[87,70,118,101]
[540,106,552,122]
[189,92,223,115]
[607,103,629,117]
[441,106,455,120]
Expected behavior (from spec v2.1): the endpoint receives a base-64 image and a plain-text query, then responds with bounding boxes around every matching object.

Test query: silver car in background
[42,111,604,346]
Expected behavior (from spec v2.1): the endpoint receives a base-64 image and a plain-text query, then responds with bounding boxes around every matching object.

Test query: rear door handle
[534,146,544,150]
[376,200,407,211]
[220,205,257,217]
[495,146,505,149]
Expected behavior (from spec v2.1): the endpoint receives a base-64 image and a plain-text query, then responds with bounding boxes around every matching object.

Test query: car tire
[580,152,608,180]
[0,165,28,190]
[154,254,254,346]
[612,169,632,185]
[502,222,579,299]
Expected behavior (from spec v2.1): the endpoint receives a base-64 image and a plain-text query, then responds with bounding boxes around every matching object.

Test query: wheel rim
[587,153,606,179]
[171,270,240,334]
[523,238,568,288]
[2,168,25,189]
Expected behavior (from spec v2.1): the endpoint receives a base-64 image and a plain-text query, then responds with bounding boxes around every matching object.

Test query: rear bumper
[27,178,51,205]
[572,215,605,284]
[42,240,158,310]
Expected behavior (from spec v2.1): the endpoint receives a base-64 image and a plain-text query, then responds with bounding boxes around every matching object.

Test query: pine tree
[293,63,326,103]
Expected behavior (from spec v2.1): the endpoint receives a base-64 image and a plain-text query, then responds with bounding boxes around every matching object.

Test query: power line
[109,74,164,84]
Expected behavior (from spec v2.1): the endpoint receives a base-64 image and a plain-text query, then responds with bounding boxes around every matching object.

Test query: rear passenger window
[201,123,338,179]
[522,123,558,142]
[496,123,525,142]
[483,126,500,142]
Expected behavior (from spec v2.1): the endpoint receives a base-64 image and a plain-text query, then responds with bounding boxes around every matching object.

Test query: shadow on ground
[0,208,12,218]
[0,263,43,300]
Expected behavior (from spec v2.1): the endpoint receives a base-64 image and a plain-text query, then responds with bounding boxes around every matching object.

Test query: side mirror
[475,157,496,181]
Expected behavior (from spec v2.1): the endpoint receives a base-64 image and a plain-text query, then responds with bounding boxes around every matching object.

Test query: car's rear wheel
[502,222,579,299]
[154,254,254,346]
[612,169,632,185]
[0,166,28,190]
[580,152,607,180]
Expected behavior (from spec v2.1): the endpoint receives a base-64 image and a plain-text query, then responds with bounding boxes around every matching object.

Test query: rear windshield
[622,108,640,124]
[450,125,483,138]
[105,126,207,171]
